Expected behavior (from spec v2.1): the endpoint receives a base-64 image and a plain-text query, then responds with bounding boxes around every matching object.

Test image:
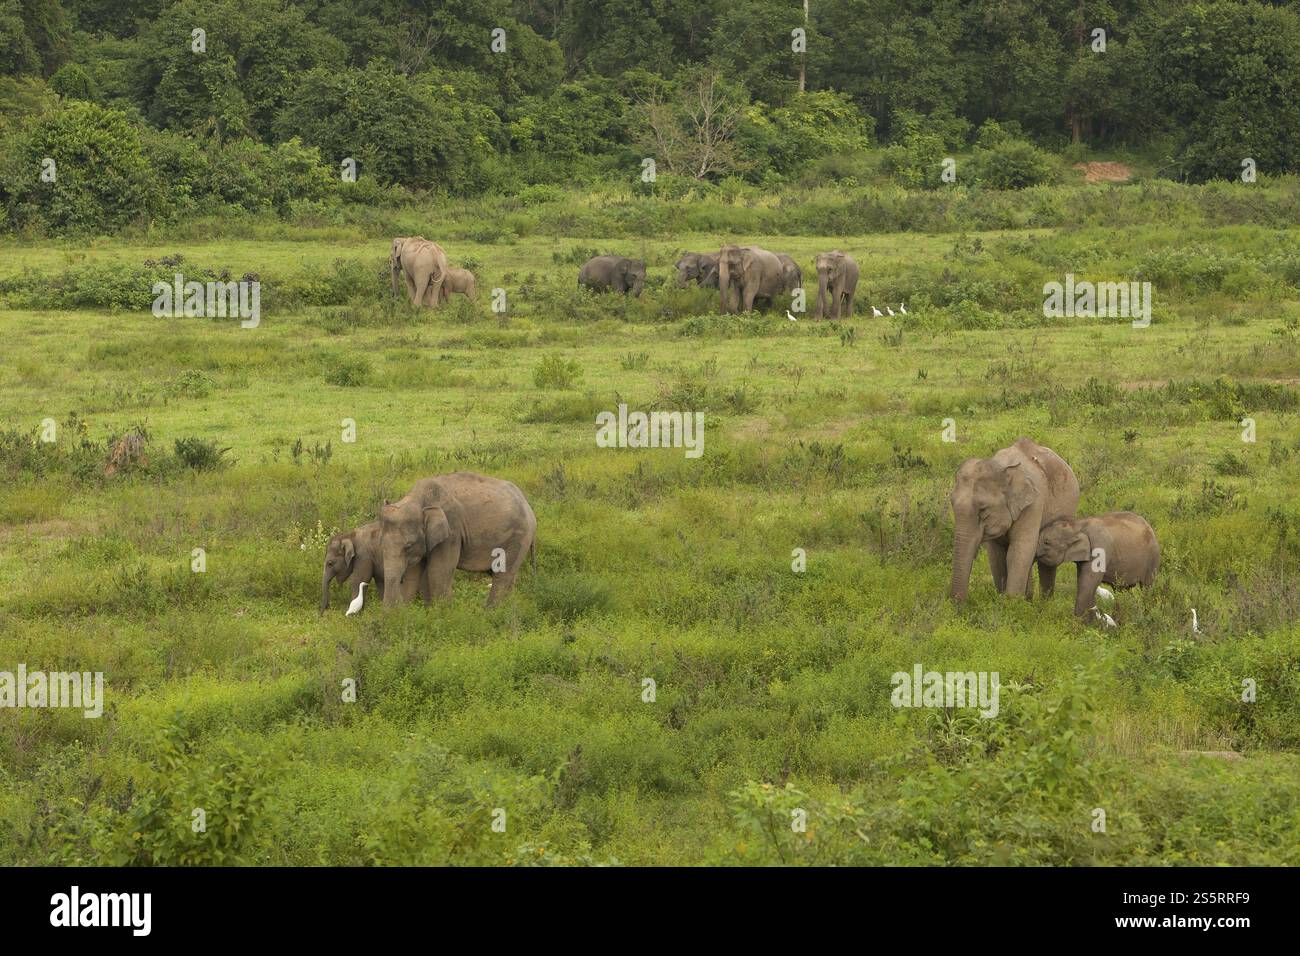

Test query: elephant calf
[579,255,646,297]
[321,522,385,613]
[1036,512,1160,619]
[675,252,720,288]
[442,267,477,301]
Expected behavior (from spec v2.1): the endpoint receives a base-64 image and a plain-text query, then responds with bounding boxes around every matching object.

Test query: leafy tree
[274,62,502,193]
[0,99,168,232]
[1149,0,1300,181]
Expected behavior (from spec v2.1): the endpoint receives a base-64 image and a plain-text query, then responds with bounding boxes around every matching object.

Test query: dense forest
[2,0,1300,233]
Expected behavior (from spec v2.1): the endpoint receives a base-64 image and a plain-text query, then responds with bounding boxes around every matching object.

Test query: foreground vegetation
[2,179,1299,865]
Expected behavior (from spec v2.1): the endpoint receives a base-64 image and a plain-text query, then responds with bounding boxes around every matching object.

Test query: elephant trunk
[718,258,731,313]
[950,515,982,604]
[320,567,333,613]
[816,269,829,319]
[631,277,644,298]
[382,558,405,607]
[390,263,400,297]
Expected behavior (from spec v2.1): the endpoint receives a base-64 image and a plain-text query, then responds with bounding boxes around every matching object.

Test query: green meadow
[2,183,1299,865]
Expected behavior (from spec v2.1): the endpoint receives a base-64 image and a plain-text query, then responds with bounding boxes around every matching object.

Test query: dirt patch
[1073,161,1133,184]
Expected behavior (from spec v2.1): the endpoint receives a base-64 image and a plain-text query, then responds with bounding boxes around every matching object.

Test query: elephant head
[949,457,1037,603]
[320,534,357,612]
[621,258,646,297]
[390,238,410,297]
[1037,519,1090,566]
[814,251,845,318]
[379,496,450,607]
[717,245,744,312]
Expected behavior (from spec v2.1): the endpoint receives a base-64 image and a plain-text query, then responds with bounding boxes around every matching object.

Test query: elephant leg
[424,538,462,600]
[844,292,854,319]
[1074,564,1105,619]
[1004,520,1039,599]
[1038,561,1058,598]
[486,569,518,608]
[404,271,419,305]
[743,286,757,312]
[987,539,1009,593]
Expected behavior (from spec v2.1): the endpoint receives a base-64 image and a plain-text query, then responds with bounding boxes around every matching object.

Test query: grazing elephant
[675,252,720,288]
[379,472,538,609]
[321,521,417,612]
[717,244,785,313]
[579,255,646,297]
[442,267,477,301]
[776,254,803,294]
[813,251,859,319]
[1037,512,1160,619]
[949,438,1080,603]
[390,236,449,307]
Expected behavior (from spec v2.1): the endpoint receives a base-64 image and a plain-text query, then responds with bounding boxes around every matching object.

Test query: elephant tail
[530,537,537,572]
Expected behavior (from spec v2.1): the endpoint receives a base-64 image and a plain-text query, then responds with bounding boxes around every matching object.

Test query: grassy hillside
[1,183,1299,865]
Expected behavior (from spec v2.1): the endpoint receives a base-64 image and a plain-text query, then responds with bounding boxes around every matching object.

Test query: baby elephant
[320,522,387,613]
[442,267,477,301]
[1036,512,1160,619]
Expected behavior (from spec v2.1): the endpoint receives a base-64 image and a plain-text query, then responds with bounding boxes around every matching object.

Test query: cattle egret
[872,306,883,317]
[886,306,895,316]
[786,310,797,322]
[1095,585,1115,605]
[1191,608,1200,634]
[1091,606,1117,628]
[899,303,908,315]
[347,581,367,617]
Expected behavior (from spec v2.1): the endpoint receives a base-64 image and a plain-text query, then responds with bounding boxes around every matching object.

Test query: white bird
[1191,608,1200,634]
[1091,606,1117,628]
[346,581,367,617]
[899,303,908,315]
[872,306,883,317]
[1095,585,1115,605]
[786,310,797,322]
[886,306,895,316]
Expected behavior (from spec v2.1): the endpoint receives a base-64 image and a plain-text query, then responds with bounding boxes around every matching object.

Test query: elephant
[813,251,859,319]
[675,252,720,288]
[390,236,449,307]
[578,255,645,297]
[320,521,420,613]
[776,254,803,294]
[442,267,477,301]
[379,472,538,609]
[949,438,1080,603]
[717,244,786,313]
[1037,512,1160,619]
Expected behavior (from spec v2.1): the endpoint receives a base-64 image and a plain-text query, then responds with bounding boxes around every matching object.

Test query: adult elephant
[717,245,785,313]
[379,472,537,609]
[813,251,859,319]
[579,255,646,297]
[390,236,449,307]
[949,438,1079,603]
[675,252,720,288]
[776,254,802,294]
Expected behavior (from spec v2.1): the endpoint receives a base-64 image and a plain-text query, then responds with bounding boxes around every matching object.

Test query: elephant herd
[585,246,860,320]
[321,472,536,614]
[950,438,1160,621]
[322,440,1159,625]
[388,235,861,321]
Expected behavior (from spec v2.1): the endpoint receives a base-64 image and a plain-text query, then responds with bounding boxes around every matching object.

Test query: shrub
[533,354,583,390]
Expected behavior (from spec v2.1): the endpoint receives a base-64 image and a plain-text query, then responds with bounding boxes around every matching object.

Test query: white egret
[899,303,908,315]
[872,306,883,317]
[1191,608,1200,634]
[1091,606,1117,628]
[347,581,367,617]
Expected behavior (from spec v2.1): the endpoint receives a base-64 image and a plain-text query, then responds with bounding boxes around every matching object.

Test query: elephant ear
[342,538,356,568]
[1063,532,1092,563]
[422,505,451,553]
[1001,461,1037,520]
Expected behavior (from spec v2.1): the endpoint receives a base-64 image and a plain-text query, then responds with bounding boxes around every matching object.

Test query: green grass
[2,190,1299,865]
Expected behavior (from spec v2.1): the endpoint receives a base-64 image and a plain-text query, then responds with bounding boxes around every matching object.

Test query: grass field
[2,185,1300,865]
